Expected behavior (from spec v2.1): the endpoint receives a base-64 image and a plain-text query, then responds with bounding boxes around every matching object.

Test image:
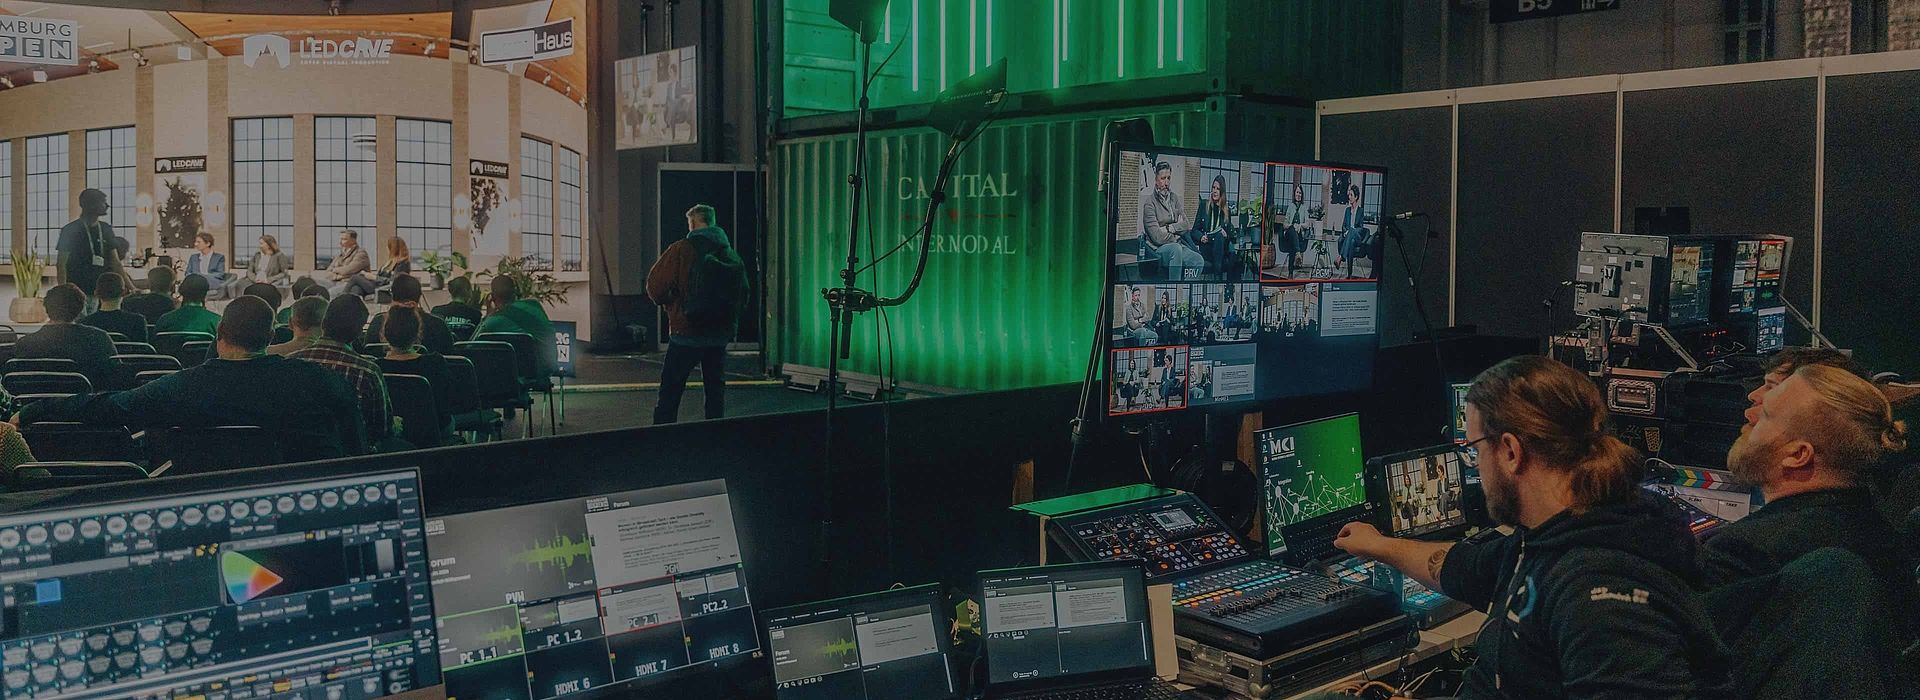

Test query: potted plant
[477,255,567,309]
[419,250,467,290]
[10,254,46,324]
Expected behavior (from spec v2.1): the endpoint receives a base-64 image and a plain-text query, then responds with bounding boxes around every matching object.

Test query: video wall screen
[1107,146,1383,417]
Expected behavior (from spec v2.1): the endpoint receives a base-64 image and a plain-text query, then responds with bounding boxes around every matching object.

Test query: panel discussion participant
[57,188,124,312]
[17,284,119,389]
[317,229,372,297]
[222,234,293,299]
[184,232,228,295]
[1701,363,1917,697]
[341,237,412,299]
[1122,286,1158,346]
[1332,356,1729,699]
[1140,160,1203,280]
[16,296,366,458]
[1335,183,1370,274]
[1275,184,1311,276]
[80,273,149,344]
[645,203,748,425]
[1188,175,1234,277]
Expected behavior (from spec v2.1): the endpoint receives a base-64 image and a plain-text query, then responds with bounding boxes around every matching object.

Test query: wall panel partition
[1622,79,1818,341]
[1319,106,1453,346]
[1456,94,1617,339]
[1821,69,1920,372]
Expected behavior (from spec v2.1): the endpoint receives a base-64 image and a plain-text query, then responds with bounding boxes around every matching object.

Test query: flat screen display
[1374,448,1468,538]
[1107,146,1384,417]
[765,585,954,700]
[425,480,757,700]
[978,562,1151,688]
[1257,413,1367,557]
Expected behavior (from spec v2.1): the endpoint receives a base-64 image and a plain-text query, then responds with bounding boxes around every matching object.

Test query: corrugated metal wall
[770,100,1314,392]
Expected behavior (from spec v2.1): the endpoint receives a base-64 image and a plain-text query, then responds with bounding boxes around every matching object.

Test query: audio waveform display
[821,638,857,658]
[516,532,593,572]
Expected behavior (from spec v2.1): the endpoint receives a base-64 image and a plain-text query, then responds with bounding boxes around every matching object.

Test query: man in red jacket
[646,204,746,424]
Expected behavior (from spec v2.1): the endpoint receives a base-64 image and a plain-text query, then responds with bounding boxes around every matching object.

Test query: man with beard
[1699,363,1916,692]
[1334,356,1728,699]
[1140,160,1204,280]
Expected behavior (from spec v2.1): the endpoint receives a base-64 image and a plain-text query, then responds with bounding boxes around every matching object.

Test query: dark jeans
[654,342,727,424]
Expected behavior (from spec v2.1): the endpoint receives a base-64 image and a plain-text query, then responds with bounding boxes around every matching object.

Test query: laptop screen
[979,561,1152,691]
[1372,446,1468,538]
[1258,413,1368,559]
[764,585,956,700]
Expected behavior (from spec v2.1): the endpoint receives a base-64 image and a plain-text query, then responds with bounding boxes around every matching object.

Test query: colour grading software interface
[0,471,442,700]
[426,480,757,700]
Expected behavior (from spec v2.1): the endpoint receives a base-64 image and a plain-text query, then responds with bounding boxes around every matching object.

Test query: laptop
[1257,413,1376,569]
[764,584,958,700]
[1327,444,1476,627]
[977,561,1184,700]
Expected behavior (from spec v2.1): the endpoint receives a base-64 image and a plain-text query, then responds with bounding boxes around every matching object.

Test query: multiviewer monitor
[425,479,757,700]
[1106,145,1384,417]
[977,561,1153,692]
[1368,446,1469,539]
[765,584,955,700]
[1257,413,1368,559]
[0,470,443,700]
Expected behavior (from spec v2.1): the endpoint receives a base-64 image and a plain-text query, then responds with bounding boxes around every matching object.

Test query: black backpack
[683,236,749,329]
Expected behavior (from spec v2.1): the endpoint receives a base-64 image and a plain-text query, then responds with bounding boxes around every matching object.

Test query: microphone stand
[1386,214,1450,440]
[819,24,876,589]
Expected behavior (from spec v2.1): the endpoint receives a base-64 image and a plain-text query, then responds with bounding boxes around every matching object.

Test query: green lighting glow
[912,0,921,90]
[1176,0,1185,61]
[969,0,977,74]
[884,1,893,42]
[940,0,949,89]
[1157,0,1165,70]
[1052,0,1061,88]
[1116,0,1124,78]
[986,0,994,63]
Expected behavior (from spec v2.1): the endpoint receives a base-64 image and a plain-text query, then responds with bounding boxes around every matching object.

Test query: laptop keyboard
[1008,680,1186,700]
[1282,516,1348,563]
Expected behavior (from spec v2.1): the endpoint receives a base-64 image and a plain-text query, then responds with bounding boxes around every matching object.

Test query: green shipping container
[770,98,1314,392]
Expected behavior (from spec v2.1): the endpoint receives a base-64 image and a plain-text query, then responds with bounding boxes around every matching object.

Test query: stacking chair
[111,354,184,390]
[385,374,449,449]
[449,341,527,438]
[474,332,557,436]
[148,426,284,478]
[2,371,92,397]
[133,370,177,387]
[4,358,80,376]
[179,341,212,368]
[20,422,141,463]
[151,331,213,358]
[442,356,498,441]
[7,461,147,491]
[115,341,158,356]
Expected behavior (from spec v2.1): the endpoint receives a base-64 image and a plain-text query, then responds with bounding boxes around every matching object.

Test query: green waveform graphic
[821,638,857,657]
[515,531,592,572]
[481,624,522,645]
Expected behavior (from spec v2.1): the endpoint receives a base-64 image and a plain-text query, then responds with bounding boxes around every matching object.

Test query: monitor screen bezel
[1102,141,1388,420]
[762,583,955,700]
[1365,444,1470,540]
[976,560,1154,695]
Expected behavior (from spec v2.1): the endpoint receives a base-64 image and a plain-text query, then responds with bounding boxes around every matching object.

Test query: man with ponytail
[1335,356,1729,699]
[1709,363,1917,637]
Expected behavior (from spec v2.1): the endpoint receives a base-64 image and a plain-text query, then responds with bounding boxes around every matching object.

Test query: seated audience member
[15,296,366,458]
[268,297,328,356]
[279,278,317,327]
[121,266,177,325]
[291,296,392,446]
[1334,356,1730,699]
[378,307,456,439]
[244,282,283,316]
[79,273,149,343]
[433,276,484,328]
[364,275,453,354]
[475,276,557,374]
[1699,363,1917,697]
[155,275,221,337]
[0,421,35,483]
[17,284,119,388]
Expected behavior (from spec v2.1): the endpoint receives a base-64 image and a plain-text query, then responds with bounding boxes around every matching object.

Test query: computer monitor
[425,479,758,700]
[1257,413,1368,559]
[1450,382,1473,443]
[765,584,955,700]
[1105,145,1385,418]
[0,470,443,700]
[1367,446,1469,539]
[978,561,1153,693]
[1667,243,1714,327]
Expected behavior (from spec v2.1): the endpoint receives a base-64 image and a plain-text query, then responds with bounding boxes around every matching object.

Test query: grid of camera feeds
[1108,147,1383,417]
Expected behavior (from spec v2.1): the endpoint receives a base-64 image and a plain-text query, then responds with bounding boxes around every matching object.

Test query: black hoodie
[1438,492,1730,699]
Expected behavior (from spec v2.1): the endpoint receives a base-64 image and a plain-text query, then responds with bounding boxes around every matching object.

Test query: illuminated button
[4,669,28,690]
[79,520,101,539]
[57,638,82,656]
[111,630,134,646]
[157,511,178,529]
[191,638,214,655]
[87,656,111,675]
[166,643,188,661]
[131,514,153,532]
[52,523,74,543]
[343,489,361,506]
[164,621,186,638]
[29,642,54,661]
[0,529,18,549]
[321,491,340,508]
[254,500,274,518]
[363,487,381,503]
[113,651,136,670]
[139,647,164,666]
[298,494,318,511]
[231,502,251,519]
[384,484,399,500]
[86,634,108,652]
[25,526,47,546]
[31,665,56,685]
[2,648,23,665]
[276,497,296,515]
[190,618,212,634]
[59,659,84,680]
[182,508,203,527]
[206,505,226,522]
[137,626,161,643]
[106,516,127,535]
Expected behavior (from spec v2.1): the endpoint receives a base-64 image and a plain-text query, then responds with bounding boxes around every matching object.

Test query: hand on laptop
[1332,522,1387,559]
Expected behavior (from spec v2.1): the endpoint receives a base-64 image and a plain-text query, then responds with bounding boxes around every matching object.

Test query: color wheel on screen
[221,550,286,603]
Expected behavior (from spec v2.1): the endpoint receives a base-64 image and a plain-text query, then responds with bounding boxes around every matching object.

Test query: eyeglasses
[1454,435,1495,468]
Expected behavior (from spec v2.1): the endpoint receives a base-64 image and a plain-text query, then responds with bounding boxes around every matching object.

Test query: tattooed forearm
[1426,544,1453,583]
